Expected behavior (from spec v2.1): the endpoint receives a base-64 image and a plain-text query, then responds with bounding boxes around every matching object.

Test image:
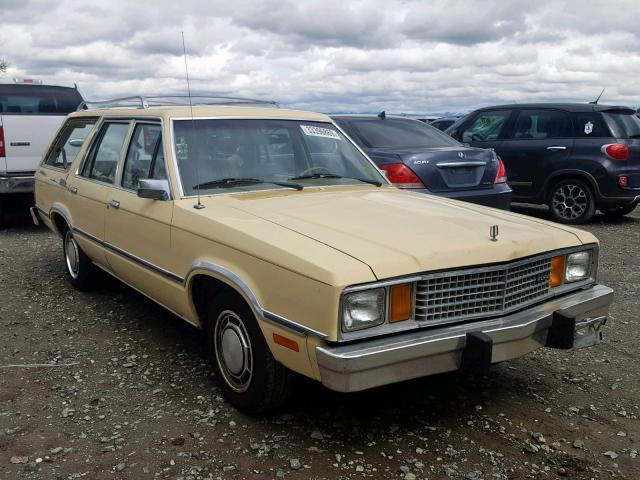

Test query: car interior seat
[514,115,533,139]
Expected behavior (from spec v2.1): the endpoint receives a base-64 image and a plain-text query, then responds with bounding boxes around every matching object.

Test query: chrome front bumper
[0,173,35,194]
[316,284,613,392]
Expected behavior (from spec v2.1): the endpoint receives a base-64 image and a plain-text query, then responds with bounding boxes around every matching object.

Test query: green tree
[0,59,7,73]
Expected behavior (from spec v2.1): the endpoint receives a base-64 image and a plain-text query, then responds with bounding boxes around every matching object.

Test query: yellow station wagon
[32,96,613,412]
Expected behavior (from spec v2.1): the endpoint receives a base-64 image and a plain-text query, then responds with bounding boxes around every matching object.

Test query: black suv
[446,103,640,223]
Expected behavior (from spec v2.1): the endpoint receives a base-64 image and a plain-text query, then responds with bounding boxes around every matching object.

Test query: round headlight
[565,251,591,282]
[342,289,385,332]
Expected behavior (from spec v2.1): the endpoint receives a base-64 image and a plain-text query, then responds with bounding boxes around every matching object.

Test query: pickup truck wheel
[206,295,292,413]
[62,227,97,290]
[547,179,595,224]
[601,202,637,217]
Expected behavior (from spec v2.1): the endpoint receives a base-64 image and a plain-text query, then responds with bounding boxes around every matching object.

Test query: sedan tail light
[0,126,5,157]
[602,143,629,160]
[494,157,507,184]
[379,163,425,189]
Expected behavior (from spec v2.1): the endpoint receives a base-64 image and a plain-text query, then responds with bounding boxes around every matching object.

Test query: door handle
[546,146,567,151]
[39,170,47,177]
[108,200,120,209]
[58,178,67,187]
[68,186,78,194]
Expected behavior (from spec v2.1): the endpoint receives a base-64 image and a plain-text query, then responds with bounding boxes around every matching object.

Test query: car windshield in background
[351,118,460,148]
[603,112,640,139]
[172,119,385,195]
[0,85,83,114]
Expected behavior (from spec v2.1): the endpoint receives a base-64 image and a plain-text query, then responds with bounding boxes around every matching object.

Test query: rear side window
[0,84,83,115]
[43,118,97,170]
[121,124,166,190]
[512,110,570,139]
[350,119,460,148]
[461,110,510,142]
[603,112,640,139]
[82,122,130,184]
[572,113,610,138]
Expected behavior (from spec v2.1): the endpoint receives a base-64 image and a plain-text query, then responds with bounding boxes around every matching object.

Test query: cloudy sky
[1,0,639,114]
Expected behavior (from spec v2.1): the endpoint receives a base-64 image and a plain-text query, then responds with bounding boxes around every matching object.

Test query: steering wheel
[471,133,485,142]
[297,166,332,177]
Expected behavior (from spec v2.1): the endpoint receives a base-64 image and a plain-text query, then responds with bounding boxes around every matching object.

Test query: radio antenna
[182,31,204,209]
[589,88,605,105]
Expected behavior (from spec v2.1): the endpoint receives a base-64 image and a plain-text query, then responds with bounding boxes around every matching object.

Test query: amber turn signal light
[273,333,299,352]
[550,255,565,287]
[389,283,412,322]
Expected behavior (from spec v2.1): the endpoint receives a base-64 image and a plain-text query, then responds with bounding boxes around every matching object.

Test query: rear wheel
[547,179,596,224]
[205,294,292,413]
[62,227,97,290]
[601,203,638,217]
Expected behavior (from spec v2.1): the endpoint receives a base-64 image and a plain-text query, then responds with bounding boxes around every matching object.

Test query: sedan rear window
[0,84,83,114]
[350,118,460,148]
[603,112,640,139]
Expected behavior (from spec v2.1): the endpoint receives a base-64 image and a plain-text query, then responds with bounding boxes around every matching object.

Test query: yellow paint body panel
[34,105,599,382]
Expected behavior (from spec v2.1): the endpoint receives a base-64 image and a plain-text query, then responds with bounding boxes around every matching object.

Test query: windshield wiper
[628,134,640,139]
[289,173,382,187]
[193,177,303,191]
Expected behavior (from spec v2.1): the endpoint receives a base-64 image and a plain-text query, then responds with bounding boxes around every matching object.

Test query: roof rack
[77,95,280,111]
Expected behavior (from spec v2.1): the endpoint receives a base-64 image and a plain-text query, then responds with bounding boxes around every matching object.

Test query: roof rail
[77,95,280,111]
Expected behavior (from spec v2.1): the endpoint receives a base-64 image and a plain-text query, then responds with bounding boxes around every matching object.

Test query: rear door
[497,109,573,199]
[0,84,83,173]
[67,120,132,268]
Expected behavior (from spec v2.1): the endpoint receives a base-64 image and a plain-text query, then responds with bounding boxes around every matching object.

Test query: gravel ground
[0,201,639,480]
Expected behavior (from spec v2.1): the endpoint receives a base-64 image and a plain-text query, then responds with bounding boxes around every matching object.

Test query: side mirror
[68,138,84,147]
[137,179,171,201]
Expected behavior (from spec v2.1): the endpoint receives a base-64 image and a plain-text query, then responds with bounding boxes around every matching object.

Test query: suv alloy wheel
[547,178,596,224]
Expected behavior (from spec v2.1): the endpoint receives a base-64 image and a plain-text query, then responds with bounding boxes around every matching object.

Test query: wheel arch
[49,204,74,237]
[543,169,602,201]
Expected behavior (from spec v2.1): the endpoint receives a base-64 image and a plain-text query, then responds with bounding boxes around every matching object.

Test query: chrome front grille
[414,258,551,324]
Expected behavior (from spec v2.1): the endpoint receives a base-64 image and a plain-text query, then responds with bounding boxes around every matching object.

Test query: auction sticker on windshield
[300,125,341,140]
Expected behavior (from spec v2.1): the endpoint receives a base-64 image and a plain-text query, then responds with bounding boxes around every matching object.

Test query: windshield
[0,84,83,114]
[172,119,385,195]
[603,112,640,139]
[350,118,460,148]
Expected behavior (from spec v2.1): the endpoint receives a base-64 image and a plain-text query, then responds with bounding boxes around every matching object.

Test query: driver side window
[43,118,97,170]
[462,110,511,143]
[121,123,166,191]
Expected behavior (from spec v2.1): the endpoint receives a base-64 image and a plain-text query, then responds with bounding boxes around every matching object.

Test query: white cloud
[0,0,639,113]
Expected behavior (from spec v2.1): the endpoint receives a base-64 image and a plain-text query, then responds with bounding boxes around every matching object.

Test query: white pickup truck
[0,80,83,226]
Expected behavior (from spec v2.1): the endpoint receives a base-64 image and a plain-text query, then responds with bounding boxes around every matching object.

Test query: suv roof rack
[77,95,280,111]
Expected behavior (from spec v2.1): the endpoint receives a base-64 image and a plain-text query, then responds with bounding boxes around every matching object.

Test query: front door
[103,122,179,308]
[495,109,573,200]
[66,120,132,268]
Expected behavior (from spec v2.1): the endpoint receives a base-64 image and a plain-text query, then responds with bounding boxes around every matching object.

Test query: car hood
[222,186,596,281]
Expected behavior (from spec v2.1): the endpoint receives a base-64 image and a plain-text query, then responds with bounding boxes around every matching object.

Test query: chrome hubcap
[64,231,80,279]
[552,184,588,219]
[214,310,253,392]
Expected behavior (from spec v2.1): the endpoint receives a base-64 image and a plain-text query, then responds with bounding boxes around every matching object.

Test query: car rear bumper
[0,172,35,194]
[418,184,512,210]
[316,284,613,392]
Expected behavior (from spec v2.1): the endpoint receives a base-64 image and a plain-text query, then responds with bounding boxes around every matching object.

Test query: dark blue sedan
[332,114,512,210]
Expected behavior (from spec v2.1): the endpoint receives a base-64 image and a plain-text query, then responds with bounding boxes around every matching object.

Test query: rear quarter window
[603,112,640,139]
[0,84,83,115]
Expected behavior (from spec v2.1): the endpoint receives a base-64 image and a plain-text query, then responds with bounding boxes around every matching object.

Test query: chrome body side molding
[187,261,329,339]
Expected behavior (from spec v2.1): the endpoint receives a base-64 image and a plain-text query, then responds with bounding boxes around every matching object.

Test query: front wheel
[601,203,637,217]
[547,179,596,224]
[206,295,292,413]
[62,227,97,290]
